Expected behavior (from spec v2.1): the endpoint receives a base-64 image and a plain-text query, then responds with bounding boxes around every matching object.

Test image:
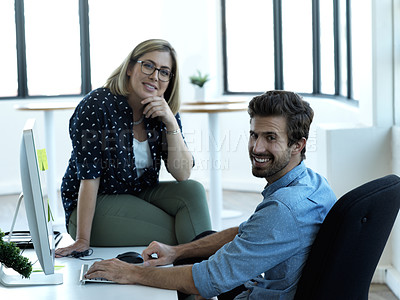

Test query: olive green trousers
[68,180,212,246]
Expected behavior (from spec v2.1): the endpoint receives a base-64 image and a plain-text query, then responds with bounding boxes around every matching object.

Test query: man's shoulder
[264,167,334,207]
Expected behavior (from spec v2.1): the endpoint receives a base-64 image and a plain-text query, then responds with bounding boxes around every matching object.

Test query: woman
[55,39,211,257]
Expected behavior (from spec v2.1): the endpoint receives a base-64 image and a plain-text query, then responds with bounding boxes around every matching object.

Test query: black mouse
[116,251,144,264]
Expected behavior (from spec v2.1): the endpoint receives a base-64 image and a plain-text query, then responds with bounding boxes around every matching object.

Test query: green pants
[68,180,212,246]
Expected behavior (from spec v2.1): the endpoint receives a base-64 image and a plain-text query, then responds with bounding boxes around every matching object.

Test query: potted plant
[0,229,32,278]
[189,70,210,101]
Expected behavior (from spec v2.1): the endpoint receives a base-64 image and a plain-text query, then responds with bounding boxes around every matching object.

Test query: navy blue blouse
[61,88,185,226]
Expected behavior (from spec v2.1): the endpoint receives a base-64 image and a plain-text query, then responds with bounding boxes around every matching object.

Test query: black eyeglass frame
[136,60,174,82]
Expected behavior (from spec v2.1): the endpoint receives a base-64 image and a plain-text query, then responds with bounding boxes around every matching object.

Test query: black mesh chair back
[294,174,400,300]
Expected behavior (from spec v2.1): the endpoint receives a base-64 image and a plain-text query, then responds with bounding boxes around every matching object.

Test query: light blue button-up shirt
[192,162,336,299]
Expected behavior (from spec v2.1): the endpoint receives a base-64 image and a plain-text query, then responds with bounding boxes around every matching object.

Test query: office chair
[294,174,400,300]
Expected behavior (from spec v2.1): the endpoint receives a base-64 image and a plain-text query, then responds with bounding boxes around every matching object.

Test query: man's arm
[142,227,239,267]
[85,227,239,295]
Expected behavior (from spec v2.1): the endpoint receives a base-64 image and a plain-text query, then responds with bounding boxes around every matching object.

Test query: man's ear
[292,137,307,155]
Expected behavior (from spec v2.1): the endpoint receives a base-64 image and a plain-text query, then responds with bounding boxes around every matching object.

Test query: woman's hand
[141,96,193,181]
[141,96,177,128]
[141,241,177,267]
[55,238,89,258]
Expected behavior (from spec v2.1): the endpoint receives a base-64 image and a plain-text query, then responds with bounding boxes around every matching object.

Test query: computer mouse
[116,251,144,264]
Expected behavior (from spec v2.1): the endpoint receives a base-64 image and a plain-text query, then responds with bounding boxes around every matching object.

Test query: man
[85,90,337,299]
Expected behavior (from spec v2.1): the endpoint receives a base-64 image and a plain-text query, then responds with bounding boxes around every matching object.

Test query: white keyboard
[79,264,116,284]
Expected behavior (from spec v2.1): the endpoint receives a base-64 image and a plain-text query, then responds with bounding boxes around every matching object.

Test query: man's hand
[141,241,177,267]
[86,258,199,295]
[85,258,139,284]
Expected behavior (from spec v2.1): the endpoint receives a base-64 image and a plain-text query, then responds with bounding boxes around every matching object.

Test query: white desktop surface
[0,234,177,300]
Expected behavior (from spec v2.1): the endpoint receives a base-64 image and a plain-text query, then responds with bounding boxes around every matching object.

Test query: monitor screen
[20,118,55,275]
[0,119,63,286]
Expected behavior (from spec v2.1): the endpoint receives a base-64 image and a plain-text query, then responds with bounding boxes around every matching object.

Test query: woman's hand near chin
[141,96,177,128]
[141,95,192,180]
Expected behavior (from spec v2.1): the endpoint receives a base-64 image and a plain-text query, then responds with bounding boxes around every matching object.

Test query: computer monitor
[0,119,62,286]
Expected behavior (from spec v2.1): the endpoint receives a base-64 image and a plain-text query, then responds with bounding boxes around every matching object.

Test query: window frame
[1,0,91,100]
[4,0,356,103]
[221,0,356,102]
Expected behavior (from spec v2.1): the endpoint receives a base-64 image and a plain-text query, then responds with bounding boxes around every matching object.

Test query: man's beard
[251,148,292,179]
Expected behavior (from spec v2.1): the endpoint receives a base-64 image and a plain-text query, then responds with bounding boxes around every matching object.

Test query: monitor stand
[0,193,63,287]
[0,265,63,286]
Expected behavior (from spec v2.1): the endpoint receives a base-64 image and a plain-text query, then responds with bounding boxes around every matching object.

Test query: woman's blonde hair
[104,39,181,114]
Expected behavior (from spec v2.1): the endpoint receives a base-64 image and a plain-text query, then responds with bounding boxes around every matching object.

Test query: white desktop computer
[0,119,63,286]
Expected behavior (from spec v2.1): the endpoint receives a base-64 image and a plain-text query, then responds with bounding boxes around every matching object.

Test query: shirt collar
[261,161,306,198]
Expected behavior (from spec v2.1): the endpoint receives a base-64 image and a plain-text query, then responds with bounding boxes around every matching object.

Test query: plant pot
[194,86,205,101]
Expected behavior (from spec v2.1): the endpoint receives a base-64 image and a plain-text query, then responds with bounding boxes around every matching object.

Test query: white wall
[392,127,400,293]
[390,0,400,295]
[0,0,399,295]
[317,0,399,296]
[0,98,75,195]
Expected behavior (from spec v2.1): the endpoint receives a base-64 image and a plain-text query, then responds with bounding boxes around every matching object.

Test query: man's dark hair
[248,90,314,160]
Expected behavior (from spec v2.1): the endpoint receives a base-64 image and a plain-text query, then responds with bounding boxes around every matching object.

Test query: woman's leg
[68,193,178,246]
[139,180,212,244]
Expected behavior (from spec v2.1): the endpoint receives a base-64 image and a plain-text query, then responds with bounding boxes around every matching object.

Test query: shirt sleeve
[192,200,301,299]
[69,99,103,180]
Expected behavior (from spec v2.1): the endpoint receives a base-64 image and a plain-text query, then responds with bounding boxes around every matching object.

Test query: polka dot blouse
[60,88,185,226]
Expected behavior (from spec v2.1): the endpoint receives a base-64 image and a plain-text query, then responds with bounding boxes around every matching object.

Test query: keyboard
[79,264,116,284]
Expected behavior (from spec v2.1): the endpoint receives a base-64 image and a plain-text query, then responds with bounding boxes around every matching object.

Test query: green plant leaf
[189,70,210,87]
[0,229,33,278]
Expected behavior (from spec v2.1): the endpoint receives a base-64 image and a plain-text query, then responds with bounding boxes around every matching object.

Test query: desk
[180,100,248,230]
[0,234,177,299]
[15,101,78,221]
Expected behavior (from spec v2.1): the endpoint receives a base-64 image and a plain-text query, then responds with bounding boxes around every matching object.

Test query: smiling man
[85,90,337,300]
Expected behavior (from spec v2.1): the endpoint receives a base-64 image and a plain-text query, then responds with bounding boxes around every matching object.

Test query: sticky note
[47,199,54,222]
[37,149,48,171]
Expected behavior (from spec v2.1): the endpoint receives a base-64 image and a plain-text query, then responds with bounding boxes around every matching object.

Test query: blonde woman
[56,39,211,257]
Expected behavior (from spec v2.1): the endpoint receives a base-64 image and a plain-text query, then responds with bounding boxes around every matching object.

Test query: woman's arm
[55,178,100,257]
[141,97,193,181]
[75,178,100,246]
[164,123,193,181]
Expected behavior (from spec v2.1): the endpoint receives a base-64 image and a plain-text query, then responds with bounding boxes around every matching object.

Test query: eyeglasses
[136,60,174,82]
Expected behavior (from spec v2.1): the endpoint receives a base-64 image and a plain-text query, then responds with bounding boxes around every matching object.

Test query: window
[0,0,167,99]
[320,0,335,95]
[0,1,18,97]
[88,0,163,89]
[223,0,275,93]
[222,0,367,100]
[350,0,370,101]
[1,0,82,99]
[24,0,81,96]
[1,0,369,101]
[281,0,313,93]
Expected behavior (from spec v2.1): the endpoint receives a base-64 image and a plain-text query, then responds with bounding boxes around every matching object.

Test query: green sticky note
[37,149,48,171]
[47,199,54,222]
